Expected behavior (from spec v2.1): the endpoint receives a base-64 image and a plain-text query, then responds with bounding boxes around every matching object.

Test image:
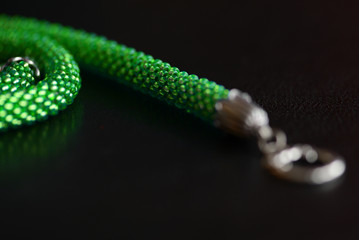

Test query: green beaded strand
[0,27,80,131]
[0,61,36,94]
[0,15,229,131]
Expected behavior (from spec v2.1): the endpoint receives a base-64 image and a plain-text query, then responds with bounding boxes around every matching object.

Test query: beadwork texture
[0,15,229,131]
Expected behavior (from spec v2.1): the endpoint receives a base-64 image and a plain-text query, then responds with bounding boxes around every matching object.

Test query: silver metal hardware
[0,57,40,78]
[257,126,287,154]
[263,145,346,184]
[215,89,269,137]
[215,88,346,185]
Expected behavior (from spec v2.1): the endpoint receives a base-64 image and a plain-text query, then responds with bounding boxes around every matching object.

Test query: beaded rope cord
[0,15,346,185]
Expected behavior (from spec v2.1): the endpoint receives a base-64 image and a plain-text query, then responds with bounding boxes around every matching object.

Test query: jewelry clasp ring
[263,144,346,184]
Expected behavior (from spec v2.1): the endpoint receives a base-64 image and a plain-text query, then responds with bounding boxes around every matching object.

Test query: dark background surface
[1,0,359,239]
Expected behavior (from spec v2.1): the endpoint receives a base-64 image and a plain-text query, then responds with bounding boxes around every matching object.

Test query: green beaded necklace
[0,15,346,185]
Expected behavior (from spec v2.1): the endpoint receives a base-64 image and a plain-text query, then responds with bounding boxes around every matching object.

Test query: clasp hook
[0,57,40,78]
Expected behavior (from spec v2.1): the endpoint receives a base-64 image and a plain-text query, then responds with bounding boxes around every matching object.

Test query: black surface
[1,0,359,239]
